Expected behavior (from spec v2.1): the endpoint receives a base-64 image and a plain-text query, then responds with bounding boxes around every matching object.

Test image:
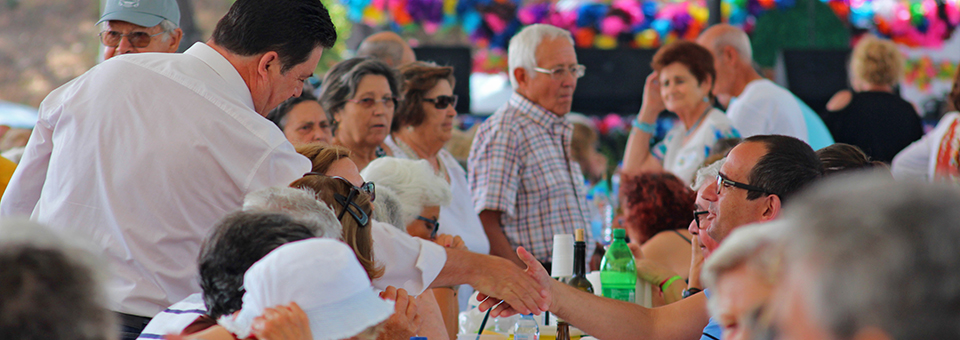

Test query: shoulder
[826,89,853,112]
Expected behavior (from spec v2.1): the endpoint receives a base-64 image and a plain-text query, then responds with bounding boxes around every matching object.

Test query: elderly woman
[892,68,960,181]
[267,92,333,146]
[383,61,490,254]
[620,172,695,281]
[623,41,740,184]
[823,36,923,163]
[319,58,400,170]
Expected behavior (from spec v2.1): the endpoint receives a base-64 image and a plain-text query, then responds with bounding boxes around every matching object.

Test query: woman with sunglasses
[384,62,490,256]
[319,58,401,170]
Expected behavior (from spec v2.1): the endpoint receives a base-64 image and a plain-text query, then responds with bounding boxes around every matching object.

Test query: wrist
[658,275,683,292]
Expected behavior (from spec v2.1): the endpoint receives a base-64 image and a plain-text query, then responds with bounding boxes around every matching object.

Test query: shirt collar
[509,92,569,130]
[184,42,255,111]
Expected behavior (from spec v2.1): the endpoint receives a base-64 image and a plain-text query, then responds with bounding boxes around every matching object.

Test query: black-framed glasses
[99,30,167,48]
[303,173,376,202]
[422,95,458,110]
[533,64,586,80]
[693,210,709,229]
[716,173,775,196]
[417,216,440,239]
[346,96,398,110]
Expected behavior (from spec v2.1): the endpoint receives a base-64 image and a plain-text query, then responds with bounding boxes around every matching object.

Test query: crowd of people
[1,0,959,339]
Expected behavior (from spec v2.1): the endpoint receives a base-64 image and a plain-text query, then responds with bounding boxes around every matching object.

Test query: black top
[821,91,924,163]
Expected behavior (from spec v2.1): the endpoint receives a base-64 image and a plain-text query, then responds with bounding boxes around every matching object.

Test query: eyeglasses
[347,96,398,110]
[417,216,440,239]
[303,173,376,202]
[533,64,587,80]
[99,30,167,48]
[716,173,775,196]
[422,95,458,110]
[693,210,709,229]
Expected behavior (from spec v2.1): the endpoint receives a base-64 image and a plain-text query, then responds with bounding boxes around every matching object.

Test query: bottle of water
[513,314,540,340]
[600,228,637,302]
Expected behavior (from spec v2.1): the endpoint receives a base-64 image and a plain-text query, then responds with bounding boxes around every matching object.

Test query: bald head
[357,31,416,67]
[697,24,752,63]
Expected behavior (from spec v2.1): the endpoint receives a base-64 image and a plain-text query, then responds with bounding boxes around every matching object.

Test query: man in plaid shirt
[468,24,593,268]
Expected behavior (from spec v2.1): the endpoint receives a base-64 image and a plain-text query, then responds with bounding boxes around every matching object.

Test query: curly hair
[651,40,716,87]
[850,36,904,87]
[393,61,456,132]
[620,172,695,243]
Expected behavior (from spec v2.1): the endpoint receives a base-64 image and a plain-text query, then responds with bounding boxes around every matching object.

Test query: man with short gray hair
[468,24,592,268]
[772,175,960,340]
[356,31,416,67]
[98,0,184,60]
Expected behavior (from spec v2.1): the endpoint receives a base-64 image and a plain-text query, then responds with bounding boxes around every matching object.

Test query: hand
[639,71,665,120]
[250,302,312,340]
[434,234,467,250]
[688,235,704,289]
[379,286,422,339]
[476,246,554,317]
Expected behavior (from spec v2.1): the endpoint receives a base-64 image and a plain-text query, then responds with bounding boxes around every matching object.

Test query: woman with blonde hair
[824,36,922,163]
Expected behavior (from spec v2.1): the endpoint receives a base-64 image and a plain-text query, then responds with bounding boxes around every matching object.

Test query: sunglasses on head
[99,30,167,48]
[422,95,458,110]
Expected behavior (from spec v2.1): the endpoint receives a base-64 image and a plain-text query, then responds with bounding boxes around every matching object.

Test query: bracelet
[659,275,683,292]
[631,119,656,134]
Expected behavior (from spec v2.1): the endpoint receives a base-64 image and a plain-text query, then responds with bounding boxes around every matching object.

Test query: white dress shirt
[727,79,808,142]
[0,43,311,317]
[371,219,447,294]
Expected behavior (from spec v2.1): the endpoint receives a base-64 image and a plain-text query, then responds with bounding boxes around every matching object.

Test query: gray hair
[693,158,726,190]
[100,19,178,43]
[507,24,574,89]
[372,185,406,229]
[781,174,960,340]
[0,220,116,340]
[710,28,752,63]
[702,220,785,317]
[360,157,452,227]
[319,58,400,131]
[357,40,406,68]
[243,186,342,240]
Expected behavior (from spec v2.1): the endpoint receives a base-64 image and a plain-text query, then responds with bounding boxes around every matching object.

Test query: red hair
[620,172,695,243]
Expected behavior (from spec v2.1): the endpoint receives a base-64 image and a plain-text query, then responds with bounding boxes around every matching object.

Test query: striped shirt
[469,92,592,262]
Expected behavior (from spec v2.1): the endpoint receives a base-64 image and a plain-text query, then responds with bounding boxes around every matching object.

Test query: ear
[701,73,714,94]
[722,46,738,66]
[257,51,281,79]
[761,194,782,221]
[166,28,184,53]
[514,67,529,90]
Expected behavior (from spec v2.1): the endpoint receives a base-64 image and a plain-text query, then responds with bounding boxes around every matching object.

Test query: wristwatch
[682,287,702,299]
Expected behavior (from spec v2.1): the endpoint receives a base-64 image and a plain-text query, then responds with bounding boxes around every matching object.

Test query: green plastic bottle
[600,228,636,302]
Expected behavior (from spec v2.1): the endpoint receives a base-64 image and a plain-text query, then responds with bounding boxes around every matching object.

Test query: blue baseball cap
[97,0,181,28]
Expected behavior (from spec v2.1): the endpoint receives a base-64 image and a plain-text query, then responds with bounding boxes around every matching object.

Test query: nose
[294,83,304,98]
[702,181,719,202]
[115,35,137,55]
[688,219,699,236]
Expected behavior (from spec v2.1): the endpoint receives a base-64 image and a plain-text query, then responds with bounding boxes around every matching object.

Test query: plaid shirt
[469,93,593,262]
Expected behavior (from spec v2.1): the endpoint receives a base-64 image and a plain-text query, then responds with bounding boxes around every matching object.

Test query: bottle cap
[613,228,626,239]
[575,228,585,242]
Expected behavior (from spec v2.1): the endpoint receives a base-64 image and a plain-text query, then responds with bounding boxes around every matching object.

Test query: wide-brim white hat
[220,238,394,340]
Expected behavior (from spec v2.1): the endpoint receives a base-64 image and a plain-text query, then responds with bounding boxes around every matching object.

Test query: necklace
[683,105,712,139]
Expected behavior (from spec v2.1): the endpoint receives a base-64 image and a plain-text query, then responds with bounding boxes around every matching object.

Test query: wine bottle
[567,228,594,293]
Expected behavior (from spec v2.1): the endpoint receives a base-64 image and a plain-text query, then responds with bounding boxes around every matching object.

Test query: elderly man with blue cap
[97,0,183,60]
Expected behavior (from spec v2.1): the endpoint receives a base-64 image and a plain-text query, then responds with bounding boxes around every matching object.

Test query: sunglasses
[417,216,440,239]
[303,173,376,202]
[347,96,398,110]
[99,30,167,48]
[422,95,458,110]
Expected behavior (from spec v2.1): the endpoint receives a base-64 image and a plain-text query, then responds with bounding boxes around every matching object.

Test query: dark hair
[0,245,112,340]
[319,58,400,128]
[210,0,337,73]
[651,40,716,87]
[267,91,320,129]
[620,172,695,243]
[289,175,382,280]
[744,135,824,203]
[817,143,888,177]
[198,211,316,319]
[393,61,456,132]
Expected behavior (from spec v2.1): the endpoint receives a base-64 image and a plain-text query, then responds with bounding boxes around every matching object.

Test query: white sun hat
[219,238,394,340]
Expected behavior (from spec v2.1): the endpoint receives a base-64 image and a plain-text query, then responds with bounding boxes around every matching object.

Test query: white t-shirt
[652,108,740,184]
[0,43,310,317]
[384,135,491,254]
[727,79,808,142]
[892,112,960,182]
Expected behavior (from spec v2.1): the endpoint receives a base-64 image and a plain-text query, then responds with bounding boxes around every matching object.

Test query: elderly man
[480,134,822,340]
[98,0,184,60]
[697,25,832,149]
[356,31,416,67]
[772,175,960,340]
[1,0,336,338]
[468,24,592,268]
